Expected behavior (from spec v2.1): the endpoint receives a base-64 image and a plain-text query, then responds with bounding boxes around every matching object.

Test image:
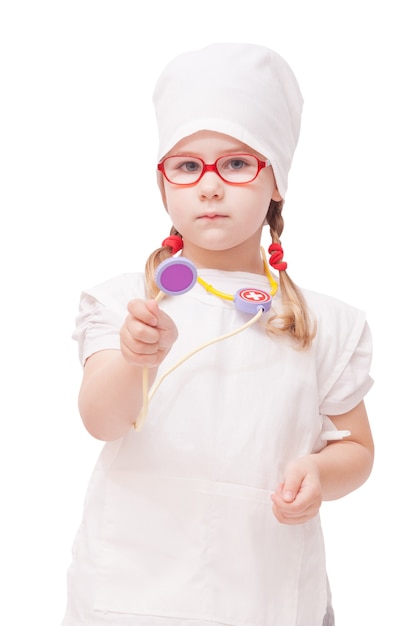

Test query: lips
[198,213,227,219]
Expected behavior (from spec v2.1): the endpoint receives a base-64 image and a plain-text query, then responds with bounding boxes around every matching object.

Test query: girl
[62,43,374,626]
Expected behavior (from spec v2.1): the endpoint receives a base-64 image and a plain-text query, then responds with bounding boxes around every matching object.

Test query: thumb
[281,466,304,503]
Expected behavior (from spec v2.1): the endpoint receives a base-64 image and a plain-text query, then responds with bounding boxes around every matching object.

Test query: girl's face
[159,130,281,272]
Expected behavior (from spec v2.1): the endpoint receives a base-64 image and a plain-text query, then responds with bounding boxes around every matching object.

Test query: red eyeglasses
[157,153,271,185]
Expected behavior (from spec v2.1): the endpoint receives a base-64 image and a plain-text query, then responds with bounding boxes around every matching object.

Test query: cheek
[164,192,182,216]
[161,187,183,221]
[157,174,168,209]
[245,186,276,215]
[163,193,190,231]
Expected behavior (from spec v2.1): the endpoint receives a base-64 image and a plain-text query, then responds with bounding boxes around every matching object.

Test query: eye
[179,159,202,173]
[224,157,247,170]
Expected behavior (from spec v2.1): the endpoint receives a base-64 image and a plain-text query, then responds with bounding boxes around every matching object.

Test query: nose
[197,170,224,200]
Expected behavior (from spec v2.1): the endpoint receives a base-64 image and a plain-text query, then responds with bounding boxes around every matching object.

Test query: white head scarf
[153,43,303,199]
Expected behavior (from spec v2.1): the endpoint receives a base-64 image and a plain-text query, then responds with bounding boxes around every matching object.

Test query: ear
[272,186,282,202]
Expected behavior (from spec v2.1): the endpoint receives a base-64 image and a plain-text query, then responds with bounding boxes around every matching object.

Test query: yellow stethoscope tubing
[196,247,277,300]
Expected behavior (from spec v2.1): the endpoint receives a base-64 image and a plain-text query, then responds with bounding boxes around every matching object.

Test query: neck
[182,243,265,274]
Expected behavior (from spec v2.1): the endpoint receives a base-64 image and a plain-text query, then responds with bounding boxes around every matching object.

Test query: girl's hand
[271,456,322,525]
[271,402,374,524]
[120,298,178,368]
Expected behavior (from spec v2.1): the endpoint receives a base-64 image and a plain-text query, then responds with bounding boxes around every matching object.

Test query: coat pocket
[94,473,327,625]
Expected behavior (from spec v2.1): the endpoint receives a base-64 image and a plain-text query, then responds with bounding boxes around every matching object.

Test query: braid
[266,199,285,239]
[266,200,316,348]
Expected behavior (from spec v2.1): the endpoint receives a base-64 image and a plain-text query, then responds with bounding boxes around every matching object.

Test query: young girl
[62,43,374,626]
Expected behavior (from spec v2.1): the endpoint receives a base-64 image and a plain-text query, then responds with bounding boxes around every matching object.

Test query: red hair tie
[268,243,288,271]
[162,235,183,255]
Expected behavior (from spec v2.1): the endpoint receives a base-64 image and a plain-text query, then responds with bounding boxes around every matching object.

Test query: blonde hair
[144,199,316,349]
[264,199,316,348]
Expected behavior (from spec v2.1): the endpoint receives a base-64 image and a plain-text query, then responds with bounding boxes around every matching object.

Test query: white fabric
[62,270,373,626]
[153,43,303,199]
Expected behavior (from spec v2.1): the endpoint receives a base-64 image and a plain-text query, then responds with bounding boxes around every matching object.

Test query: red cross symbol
[239,289,270,303]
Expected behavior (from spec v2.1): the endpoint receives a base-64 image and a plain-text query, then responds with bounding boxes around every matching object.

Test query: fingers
[271,459,322,525]
[271,488,318,525]
[120,299,178,367]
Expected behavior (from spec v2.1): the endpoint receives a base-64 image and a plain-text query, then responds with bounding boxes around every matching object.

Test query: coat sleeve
[71,273,145,366]
[304,290,374,416]
[319,321,373,415]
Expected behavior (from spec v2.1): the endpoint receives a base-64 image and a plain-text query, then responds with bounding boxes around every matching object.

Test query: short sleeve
[72,293,125,365]
[71,272,145,366]
[319,321,374,416]
[302,289,374,417]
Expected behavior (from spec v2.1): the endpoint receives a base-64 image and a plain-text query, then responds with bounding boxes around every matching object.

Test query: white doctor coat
[62,269,373,626]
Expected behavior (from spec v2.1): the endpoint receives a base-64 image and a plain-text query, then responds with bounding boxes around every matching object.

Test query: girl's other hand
[271,401,374,524]
[120,298,178,368]
[271,457,322,525]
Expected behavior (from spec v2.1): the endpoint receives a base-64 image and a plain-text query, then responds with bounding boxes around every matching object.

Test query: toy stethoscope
[134,249,275,431]
[134,251,352,442]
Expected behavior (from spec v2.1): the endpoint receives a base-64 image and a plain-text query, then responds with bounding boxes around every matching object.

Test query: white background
[0,1,415,624]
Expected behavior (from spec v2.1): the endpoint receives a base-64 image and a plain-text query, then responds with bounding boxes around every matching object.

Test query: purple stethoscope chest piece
[155,257,197,295]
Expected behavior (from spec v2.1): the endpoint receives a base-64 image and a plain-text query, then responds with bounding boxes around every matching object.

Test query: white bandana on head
[153,43,303,199]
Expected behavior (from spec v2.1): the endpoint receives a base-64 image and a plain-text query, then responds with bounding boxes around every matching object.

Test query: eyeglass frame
[157,153,271,186]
